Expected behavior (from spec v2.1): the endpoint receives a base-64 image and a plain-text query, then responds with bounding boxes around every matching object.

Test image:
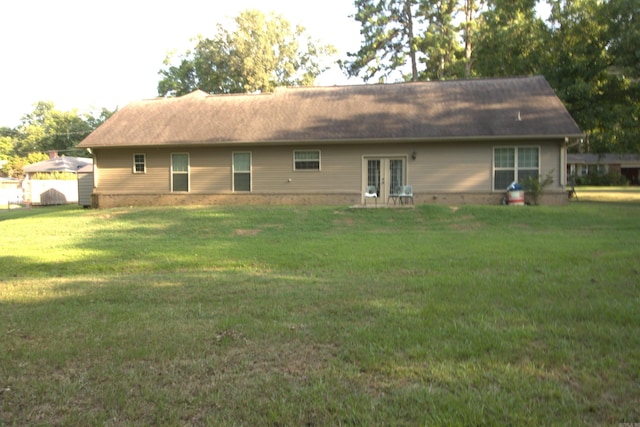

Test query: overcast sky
[0,0,362,128]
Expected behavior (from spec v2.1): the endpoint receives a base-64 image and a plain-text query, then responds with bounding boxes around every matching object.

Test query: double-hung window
[294,150,320,171]
[233,152,251,192]
[494,147,539,190]
[171,153,189,192]
[133,154,146,173]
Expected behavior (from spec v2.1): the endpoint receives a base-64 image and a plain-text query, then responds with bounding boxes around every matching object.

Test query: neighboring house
[567,153,640,185]
[0,177,21,207]
[22,154,93,205]
[77,76,583,207]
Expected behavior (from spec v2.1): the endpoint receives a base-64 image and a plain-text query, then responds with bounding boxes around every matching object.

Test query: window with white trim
[233,152,251,192]
[494,147,539,190]
[294,150,320,171]
[133,153,146,173]
[171,153,189,192]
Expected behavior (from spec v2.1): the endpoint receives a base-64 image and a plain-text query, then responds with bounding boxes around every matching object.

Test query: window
[494,147,539,190]
[294,150,320,170]
[133,154,146,173]
[233,152,251,192]
[171,153,189,192]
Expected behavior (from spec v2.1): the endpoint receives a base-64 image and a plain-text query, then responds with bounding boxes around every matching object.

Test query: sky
[0,0,362,128]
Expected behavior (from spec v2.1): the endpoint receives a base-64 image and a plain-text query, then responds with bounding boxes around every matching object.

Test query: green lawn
[1,202,639,426]
[573,186,640,202]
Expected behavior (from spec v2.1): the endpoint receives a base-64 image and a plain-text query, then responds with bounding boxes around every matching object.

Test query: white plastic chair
[364,185,378,206]
[398,185,413,205]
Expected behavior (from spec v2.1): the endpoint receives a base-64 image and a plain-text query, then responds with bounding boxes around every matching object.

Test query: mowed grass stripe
[1,203,638,425]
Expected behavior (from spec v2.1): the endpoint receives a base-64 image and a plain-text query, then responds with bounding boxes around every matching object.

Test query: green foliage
[574,171,629,186]
[474,0,547,77]
[1,152,49,178]
[525,169,554,205]
[341,0,423,82]
[606,0,640,79]
[13,101,91,156]
[0,136,13,160]
[0,103,109,177]
[419,0,464,79]
[346,0,640,154]
[158,10,336,96]
[30,171,77,181]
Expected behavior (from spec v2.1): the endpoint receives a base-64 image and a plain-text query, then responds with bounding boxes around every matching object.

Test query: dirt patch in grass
[234,228,261,236]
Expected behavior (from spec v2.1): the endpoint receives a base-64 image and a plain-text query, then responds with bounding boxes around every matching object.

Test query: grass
[1,201,639,426]
[573,186,640,202]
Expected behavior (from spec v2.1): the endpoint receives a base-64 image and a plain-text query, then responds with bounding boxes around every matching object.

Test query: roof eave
[84,133,585,149]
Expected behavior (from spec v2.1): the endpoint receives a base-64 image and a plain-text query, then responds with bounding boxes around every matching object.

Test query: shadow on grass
[1,204,640,425]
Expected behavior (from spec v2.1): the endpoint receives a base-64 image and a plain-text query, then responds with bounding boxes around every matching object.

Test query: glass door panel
[389,159,403,196]
[364,157,405,203]
[367,159,381,196]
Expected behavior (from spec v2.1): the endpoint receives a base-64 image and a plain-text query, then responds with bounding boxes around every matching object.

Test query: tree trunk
[405,0,419,81]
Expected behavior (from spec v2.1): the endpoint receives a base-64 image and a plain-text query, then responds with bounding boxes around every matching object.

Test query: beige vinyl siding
[96,149,170,193]
[251,145,362,193]
[409,142,492,192]
[540,140,564,191]
[190,147,232,193]
[94,140,564,196]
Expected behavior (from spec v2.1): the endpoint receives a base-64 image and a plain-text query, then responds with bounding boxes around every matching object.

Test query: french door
[365,157,405,202]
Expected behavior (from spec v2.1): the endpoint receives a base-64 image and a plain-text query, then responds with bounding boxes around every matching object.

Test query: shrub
[525,170,554,205]
[31,171,77,180]
[574,171,629,186]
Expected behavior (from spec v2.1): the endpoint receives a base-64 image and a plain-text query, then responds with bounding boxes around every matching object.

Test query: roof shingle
[78,76,583,148]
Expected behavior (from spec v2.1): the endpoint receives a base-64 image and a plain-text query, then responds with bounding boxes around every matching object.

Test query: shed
[22,155,93,205]
[77,164,94,207]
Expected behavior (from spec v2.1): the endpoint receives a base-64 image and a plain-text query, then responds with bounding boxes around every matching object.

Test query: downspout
[560,138,567,187]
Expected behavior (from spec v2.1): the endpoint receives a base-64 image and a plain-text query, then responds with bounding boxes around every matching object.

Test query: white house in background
[22,153,93,205]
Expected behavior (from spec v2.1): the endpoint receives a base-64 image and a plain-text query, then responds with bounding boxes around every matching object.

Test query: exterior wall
[77,172,94,207]
[0,180,21,206]
[91,190,568,208]
[92,139,567,207]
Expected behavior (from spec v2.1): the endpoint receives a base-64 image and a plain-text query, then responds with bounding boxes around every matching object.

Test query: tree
[419,0,464,79]
[606,0,640,79]
[341,0,422,82]
[459,0,485,77]
[12,101,96,157]
[158,10,336,96]
[474,0,548,77]
[1,152,48,179]
[542,0,639,154]
[0,102,114,177]
[343,0,639,153]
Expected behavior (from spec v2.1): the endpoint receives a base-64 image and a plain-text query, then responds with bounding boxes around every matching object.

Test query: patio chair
[387,186,401,205]
[398,185,414,205]
[364,185,378,206]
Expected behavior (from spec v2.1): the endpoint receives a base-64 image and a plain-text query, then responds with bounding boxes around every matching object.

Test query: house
[22,153,93,205]
[77,76,583,208]
[567,153,640,185]
[0,177,21,207]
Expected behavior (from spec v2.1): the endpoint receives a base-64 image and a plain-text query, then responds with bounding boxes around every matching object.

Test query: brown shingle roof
[78,76,582,148]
